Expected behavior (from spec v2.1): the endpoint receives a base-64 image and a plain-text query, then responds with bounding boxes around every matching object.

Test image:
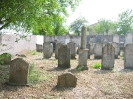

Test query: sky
[66,0,133,25]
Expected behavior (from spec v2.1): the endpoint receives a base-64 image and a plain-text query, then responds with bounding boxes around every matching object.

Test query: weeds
[28,63,52,84]
[76,65,84,71]
[92,63,101,69]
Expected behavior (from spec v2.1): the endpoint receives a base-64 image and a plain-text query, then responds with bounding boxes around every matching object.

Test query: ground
[0,51,133,99]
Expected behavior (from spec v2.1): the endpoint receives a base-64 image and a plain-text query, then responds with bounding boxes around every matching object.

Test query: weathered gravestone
[124,44,133,69]
[55,43,63,59]
[58,45,70,68]
[86,43,90,59]
[94,43,102,59]
[43,42,53,58]
[36,44,43,52]
[78,26,89,70]
[96,35,101,43]
[101,44,115,70]
[67,42,76,59]
[112,42,120,58]
[0,53,11,65]
[113,34,119,43]
[9,58,29,85]
[125,32,133,46]
[57,72,77,87]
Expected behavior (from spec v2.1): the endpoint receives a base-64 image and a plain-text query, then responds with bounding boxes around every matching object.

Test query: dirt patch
[0,51,133,99]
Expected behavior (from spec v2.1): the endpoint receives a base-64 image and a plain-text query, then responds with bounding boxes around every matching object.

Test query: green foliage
[70,16,89,35]
[0,53,11,65]
[31,50,37,55]
[0,0,81,35]
[117,9,133,35]
[92,63,101,69]
[76,65,84,71]
[94,18,116,34]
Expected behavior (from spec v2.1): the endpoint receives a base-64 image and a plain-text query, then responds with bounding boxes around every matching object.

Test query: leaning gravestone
[94,42,102,59]
[101,44,115,70]
[67,42,76,59]
[124,44,133,69]
[55,43,63,59]
[57,72,77,87]
[43,42,53,58]
[112,42,120,58]
[58,45,70,68]
[9,58,29,85]
[0,53,11,65]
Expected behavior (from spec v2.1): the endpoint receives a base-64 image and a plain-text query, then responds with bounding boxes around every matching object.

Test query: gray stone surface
[125,32,132,46]
[81,26,87,49]
[101,44,115,70]
[96,35,101,43]
[58,45,70,68]
[9,58,29,85]
[78,49,89,69]
[43,42,53,58]
[124,44,133,69]
[57,72,77,87]
[94,43,102,59]
[112,42,120,58]
[55,43,63,59]
[86,43,90,59]
[67,42,76,59]
[36,44,43,52]
[113,34,119,43]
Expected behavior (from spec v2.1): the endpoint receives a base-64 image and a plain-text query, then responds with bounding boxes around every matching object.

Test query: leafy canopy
[0,0,81,35]
[117,9,133,35]
[70,16,88,35]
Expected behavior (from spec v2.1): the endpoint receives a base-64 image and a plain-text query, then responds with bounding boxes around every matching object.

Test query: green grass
[28,63,52,84]
[92,63,101,69]
[76,65,84,71]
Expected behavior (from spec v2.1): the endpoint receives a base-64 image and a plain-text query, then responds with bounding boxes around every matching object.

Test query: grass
[76,65,84,71]
[28,63,52,84]
[92,63,101,69]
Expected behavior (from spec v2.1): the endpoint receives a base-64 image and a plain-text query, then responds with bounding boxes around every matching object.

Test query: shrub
[92,63,101,69]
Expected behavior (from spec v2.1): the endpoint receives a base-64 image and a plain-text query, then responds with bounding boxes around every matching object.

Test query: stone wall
[0,34,36,56]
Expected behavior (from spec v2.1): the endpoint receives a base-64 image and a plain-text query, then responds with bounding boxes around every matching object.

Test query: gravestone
[125,32,132,46]
[9,58,29,85]
[67,42,76,59]
[43,42,53,58]
[78,26,89,70]
[124,44,133,69]
[101,44,115,70]
[0,53,11,65]
[94,43,102,59]
[112,42,120,58]
[86,43,90,59]
[113,34,119,43]
[36,44,43,52]
[96,35,101,43]
[58,45,70,68]
[57,72,77,87]
[55,43,63,59]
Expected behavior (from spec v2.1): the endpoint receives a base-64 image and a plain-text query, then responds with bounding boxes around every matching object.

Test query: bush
[93,63,101,69]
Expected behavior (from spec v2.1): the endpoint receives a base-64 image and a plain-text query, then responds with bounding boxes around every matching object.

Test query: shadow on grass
[51,86,75,92]
[94,69,113,74]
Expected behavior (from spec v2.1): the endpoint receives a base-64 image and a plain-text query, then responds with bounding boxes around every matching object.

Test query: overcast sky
[66,0,133,25]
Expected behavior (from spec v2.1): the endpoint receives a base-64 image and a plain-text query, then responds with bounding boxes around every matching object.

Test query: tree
[70,16,88,35]
[94,18,116,35]
[0,0,81,35]
[117,9,133,35]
